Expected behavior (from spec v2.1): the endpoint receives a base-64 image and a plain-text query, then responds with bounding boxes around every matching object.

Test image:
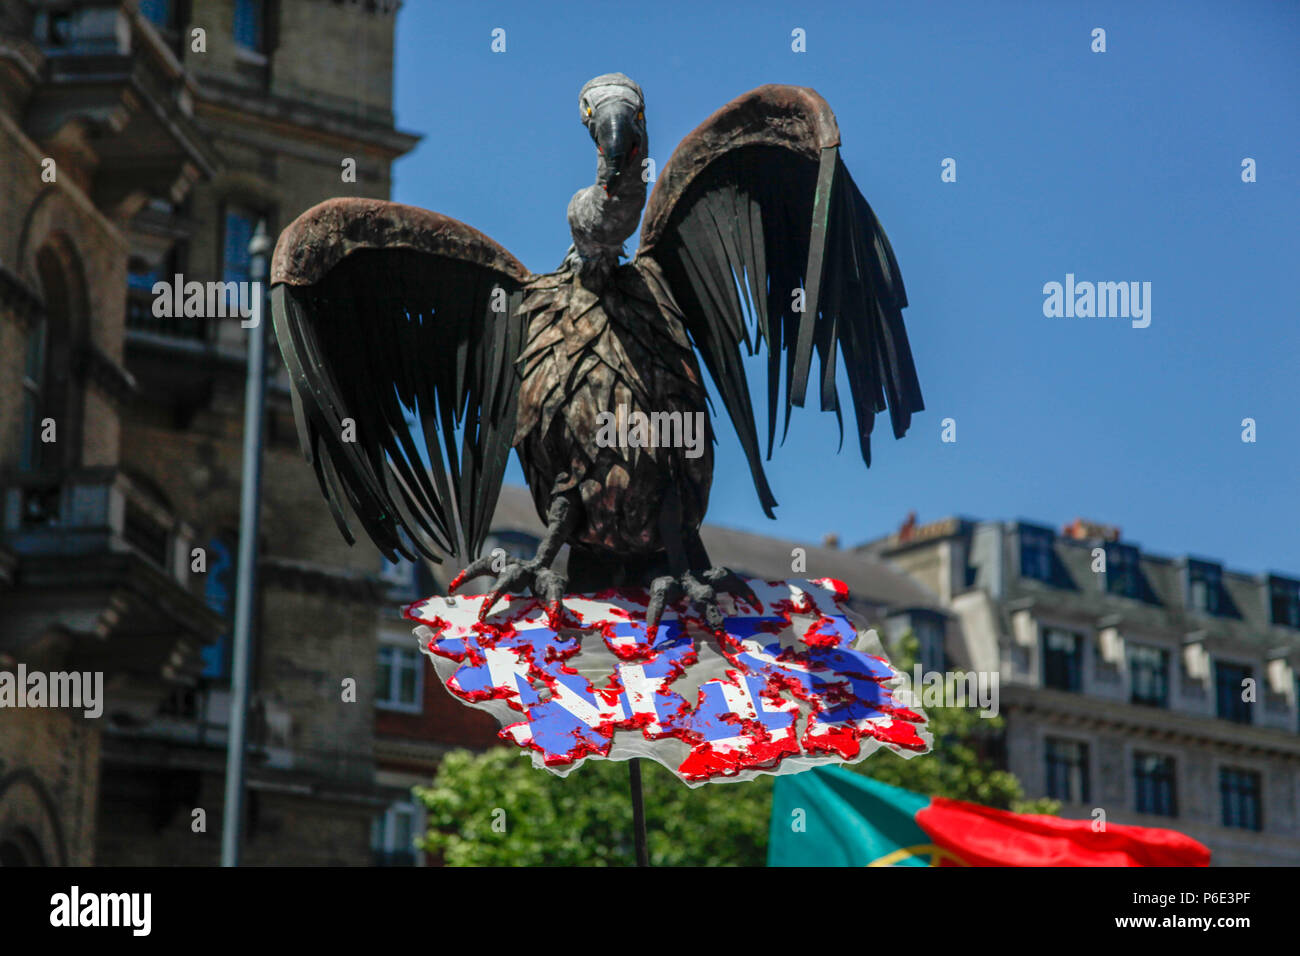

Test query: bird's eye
[637,111,644,121]
[586,106,592,117]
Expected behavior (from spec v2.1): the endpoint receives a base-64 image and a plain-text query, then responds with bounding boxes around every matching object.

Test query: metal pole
[221,220,271,867]
[630,758,649,866]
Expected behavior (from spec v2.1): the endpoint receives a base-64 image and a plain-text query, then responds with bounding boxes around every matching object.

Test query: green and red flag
[769,766,1210,866]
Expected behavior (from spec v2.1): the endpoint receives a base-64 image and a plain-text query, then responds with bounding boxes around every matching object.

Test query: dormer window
[1105,542,1140,598]
[1187,559,1223,615]
[1269,576,1300,629]
[1019,524,1054,583]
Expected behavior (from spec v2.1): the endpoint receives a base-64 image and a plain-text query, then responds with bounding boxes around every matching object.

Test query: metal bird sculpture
[270,74,924,630]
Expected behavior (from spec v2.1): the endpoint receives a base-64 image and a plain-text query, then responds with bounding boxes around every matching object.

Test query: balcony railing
[138,686,295,769]
[126,289,211,342]
[0,467,195,584]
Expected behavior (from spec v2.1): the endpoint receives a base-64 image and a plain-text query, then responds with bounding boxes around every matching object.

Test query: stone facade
[0,705,100,866]
[864,517,1300,866]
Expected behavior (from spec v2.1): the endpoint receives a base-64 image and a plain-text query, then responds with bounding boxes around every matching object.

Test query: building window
[378,530,437,604]
[1133,753,1177,817]
[123,501,170,568]
[26,243,85,472]
[1187,560,1223,615]
[481,530,541,563]
[129,249,204,339]
[1105,543,1140,598]
[126,259,159,290]
[380,556,417,602]
[1219,768,1262,832]
[1045,738,1089,803]
[1215,662,1253,724]
[201,535,237,680]
[1019,525,1054,583]
[1269,576,1300,629]
[911,613,946,674]
[222,205,258,287]
[138,0,175,28]
[371,802,418,866]
[20,318,47,471]
[233,0,266,53]
[35,10,73,47]
[1127,644,1169,708]
[220,206,269,320]
[158,685,199,719]
[1042,629,1081,692]
[377,644,422,712]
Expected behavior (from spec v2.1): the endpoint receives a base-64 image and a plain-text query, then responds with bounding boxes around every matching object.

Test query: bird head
[579,73,646,190]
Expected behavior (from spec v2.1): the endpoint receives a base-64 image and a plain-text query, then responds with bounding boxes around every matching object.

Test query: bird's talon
[545,600,563,630]
[644,567,752,631]
[451,557,568,624]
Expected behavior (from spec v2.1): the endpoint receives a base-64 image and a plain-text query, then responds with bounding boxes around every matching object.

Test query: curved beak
[593,101,640,187]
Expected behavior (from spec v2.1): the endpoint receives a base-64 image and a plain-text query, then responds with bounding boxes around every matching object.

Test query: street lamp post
[221,219,271,867]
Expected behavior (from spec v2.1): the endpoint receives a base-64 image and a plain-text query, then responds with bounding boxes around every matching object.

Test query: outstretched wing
[271,197,529,563]
[637,85,923,517]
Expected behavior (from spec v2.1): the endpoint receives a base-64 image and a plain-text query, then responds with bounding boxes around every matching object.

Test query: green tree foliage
[416,748,772,866]
[415,630,1055,865]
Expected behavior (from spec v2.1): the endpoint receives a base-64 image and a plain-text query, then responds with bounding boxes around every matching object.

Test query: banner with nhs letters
[405,578,931,786]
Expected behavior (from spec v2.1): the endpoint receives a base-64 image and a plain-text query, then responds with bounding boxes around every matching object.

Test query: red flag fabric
[917,797,1211,867]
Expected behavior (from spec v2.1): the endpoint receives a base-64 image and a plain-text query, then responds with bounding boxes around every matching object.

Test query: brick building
[0,0,417,865]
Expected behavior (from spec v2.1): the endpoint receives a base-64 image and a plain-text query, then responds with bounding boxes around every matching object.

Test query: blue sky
[390,0,1298,576]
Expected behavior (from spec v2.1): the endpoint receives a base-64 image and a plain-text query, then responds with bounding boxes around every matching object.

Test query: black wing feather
[641,124,923,516]
[272,247,526,563]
